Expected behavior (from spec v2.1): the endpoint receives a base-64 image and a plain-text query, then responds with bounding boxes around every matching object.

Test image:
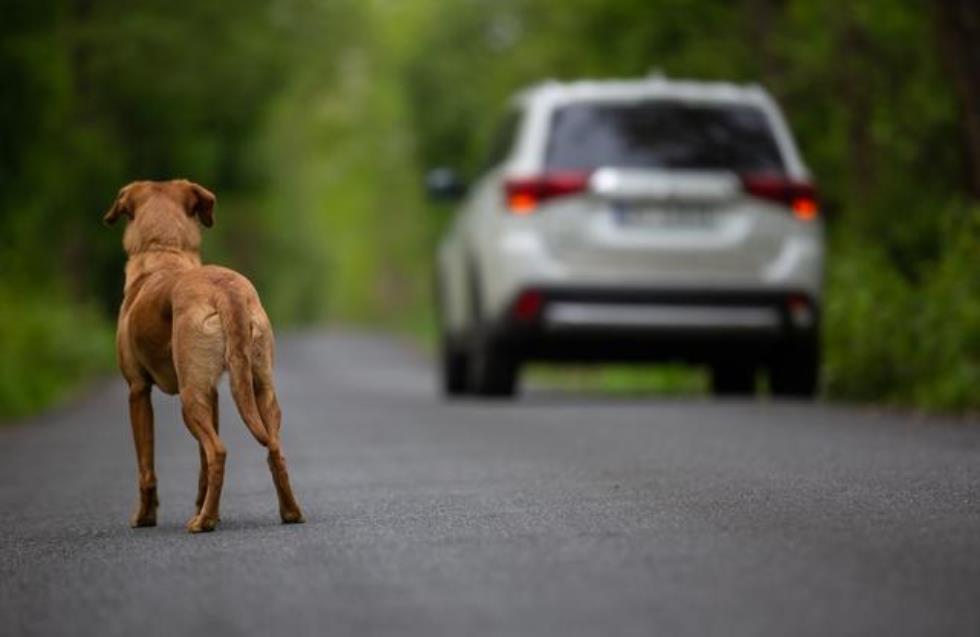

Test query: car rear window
[545,100,785,173]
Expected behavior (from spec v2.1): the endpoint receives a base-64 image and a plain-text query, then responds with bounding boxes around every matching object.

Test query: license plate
[612,203,717,228]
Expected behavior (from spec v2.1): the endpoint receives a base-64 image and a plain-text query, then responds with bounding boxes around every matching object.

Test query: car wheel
[710,362,757,396]
[769,339,819,398]
[434,267,470,397]
[440,337,470,397]
[468,331,519,398]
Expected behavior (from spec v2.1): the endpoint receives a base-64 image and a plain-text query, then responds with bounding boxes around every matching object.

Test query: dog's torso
[118,253,271,396]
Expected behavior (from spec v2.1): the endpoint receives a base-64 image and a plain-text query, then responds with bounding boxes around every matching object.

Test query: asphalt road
[1,331,978,636]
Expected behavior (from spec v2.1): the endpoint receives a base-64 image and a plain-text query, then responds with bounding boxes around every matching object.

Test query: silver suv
[428,76,823,399]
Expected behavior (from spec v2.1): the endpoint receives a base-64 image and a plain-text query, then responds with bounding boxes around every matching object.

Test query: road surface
[1,331,978,636]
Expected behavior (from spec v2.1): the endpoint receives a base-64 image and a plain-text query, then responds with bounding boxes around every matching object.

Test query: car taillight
[786,294,816,328]
[504,172,591,215]
[512,289,544,322]
[741,174,820,222]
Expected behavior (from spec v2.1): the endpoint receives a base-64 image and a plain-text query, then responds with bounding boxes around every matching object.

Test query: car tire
[769,339,819,399]
[710,361,757,396]
[434,268,471,398]
[440,337,470,397]
[468,331,519,398]
[463,263,519,398]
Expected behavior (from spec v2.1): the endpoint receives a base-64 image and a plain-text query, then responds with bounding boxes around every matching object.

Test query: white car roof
[514,76,773,109]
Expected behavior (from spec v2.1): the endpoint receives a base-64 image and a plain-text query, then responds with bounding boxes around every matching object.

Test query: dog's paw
[130,511,157,528]
[280,508,305,525]
[192,507,220,523]
[186,514,218,533]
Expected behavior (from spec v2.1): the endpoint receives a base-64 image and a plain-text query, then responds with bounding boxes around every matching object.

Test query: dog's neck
[123,248,202,301]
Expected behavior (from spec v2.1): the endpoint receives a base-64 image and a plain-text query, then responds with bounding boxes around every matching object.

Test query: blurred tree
[0,0,363,314]
[1,0,979,415]
[936,0,980,199]
[0,0,366,417]
[396,0,980,409]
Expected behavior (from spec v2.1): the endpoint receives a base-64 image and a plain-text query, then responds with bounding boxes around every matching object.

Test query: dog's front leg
[128,383,158,527]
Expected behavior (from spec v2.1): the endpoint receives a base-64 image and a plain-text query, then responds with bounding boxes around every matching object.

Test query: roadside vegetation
[1,0,978,418]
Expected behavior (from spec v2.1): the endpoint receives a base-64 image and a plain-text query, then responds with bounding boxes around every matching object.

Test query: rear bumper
[491,287,819,364]
[546,302,783,331]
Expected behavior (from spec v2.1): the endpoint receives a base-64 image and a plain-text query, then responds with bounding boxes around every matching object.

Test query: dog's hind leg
[254,353,304,524]
[181,386,224,533]
[195,443,207,513]
[128,381,158,528]
[194,391,219,513]
[174,311,228,533]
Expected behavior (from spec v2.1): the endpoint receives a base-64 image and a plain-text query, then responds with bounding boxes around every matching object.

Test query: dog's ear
[184,181,216,228]
[103,184,136,226]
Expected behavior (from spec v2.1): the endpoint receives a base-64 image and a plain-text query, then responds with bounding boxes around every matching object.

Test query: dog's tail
[217,291,270,447]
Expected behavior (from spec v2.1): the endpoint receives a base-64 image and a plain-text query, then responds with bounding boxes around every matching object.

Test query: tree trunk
[838,18,876,204]
[743,0,783,85]
[936,0,980,199]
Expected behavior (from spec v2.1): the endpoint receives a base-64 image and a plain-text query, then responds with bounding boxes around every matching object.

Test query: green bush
[824,208,980,411]
[0,287,114,420]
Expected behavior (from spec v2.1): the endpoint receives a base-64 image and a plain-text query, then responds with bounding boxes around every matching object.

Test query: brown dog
[105,179,304,533]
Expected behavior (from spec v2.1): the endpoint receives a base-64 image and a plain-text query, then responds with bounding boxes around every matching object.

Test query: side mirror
[425,167,466,202]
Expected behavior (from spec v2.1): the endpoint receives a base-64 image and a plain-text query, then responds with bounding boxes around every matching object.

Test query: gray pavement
[1,330,978,636]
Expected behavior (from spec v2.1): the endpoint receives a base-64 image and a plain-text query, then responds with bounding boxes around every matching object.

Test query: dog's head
[104,179,216,255]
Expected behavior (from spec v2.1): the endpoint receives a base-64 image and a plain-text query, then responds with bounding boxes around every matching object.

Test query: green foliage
[395,0,980,410]
[0,0,365,418]
[0,285,114,420]
[527,364,707,397]
[1,0,979,416]
[825,208,980,410]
